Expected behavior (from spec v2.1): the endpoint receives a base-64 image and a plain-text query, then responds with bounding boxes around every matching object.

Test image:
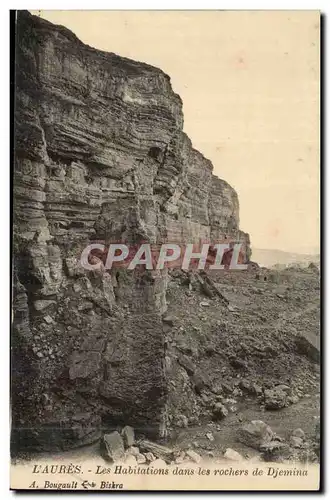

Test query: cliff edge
[12,11,250,452]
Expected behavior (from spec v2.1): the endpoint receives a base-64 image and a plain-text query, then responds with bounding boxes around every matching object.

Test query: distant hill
[251,248,320,268]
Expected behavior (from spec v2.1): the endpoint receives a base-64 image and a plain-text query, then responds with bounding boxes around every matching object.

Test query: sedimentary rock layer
[12,11,250,451]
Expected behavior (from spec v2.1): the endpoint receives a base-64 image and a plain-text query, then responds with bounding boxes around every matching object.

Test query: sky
[32,10,320,254]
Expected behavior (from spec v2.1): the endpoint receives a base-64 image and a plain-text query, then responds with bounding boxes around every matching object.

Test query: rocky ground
[161,263,320,463]
[14,264,320,466]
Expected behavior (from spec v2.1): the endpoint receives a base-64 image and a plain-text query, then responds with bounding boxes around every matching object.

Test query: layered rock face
[12,11,250,452]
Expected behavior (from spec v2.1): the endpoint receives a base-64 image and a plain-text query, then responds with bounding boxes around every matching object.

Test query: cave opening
[148,146,162,161]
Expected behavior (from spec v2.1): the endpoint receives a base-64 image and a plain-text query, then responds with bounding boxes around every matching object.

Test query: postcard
[11,9,320,491]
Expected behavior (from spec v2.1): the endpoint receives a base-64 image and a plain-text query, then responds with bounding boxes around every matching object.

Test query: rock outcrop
[12,11,250,452]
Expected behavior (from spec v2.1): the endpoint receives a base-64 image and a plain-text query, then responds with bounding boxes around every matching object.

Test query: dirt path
[171,394,320,459]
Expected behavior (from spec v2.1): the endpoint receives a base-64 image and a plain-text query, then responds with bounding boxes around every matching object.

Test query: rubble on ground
[97,419,319,467]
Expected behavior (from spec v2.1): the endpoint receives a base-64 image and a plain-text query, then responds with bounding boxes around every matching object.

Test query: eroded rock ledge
[12,11,250,452]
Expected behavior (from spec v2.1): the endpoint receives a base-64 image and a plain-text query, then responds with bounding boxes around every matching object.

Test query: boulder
[138,440,174,462]
[136,453,147,464]
[127,446,140,456]
[162,315,175,327]
[221,382,234,394]
[212,403,228,420]
[34,300,56,311]
[121,426,135,448]
[238,420,273,450]
[185,449,201,463]
[251,383,263,396]
[275,384,291,394]
[206,432,214,442]
[224,448,243,461]
[308,262,319,272]
[292,428,305,439]
[239,379,253,393]
[264,388,287,410]
[145,452,156,462]
[290,436,303,448]
[192,372,209,394]
[44,315,54,324]
[174,451,186,464]
[287,395,300,404]
[260,441,291,461]
[100,432,125,463]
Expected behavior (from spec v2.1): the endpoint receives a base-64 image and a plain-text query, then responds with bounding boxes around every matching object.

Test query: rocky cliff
[12,11,250,452]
